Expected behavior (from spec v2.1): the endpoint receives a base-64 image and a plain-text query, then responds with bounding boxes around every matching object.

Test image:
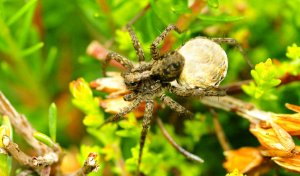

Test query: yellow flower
[223,147,263,173]
[250,121,295,157]
[225,169,245,176]
[69,78,93,100]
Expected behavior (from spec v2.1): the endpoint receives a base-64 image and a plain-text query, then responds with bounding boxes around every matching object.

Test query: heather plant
[1,0,300,175]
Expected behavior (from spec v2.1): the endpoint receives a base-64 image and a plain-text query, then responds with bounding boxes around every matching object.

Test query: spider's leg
[137,100,154,174]
[124,70,152,83]
[210,37,253,68]
[156,118,204,163]
[126,25,145,62]
[102,52,134,76]
[123,92,137,101]
[99,98,141,128]
[131,62,152,72]
[151,24,181,60]
[167,85,226,97]
[160,94,193,119]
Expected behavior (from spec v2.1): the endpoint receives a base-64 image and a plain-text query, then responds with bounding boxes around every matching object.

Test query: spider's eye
[171,63,180,69]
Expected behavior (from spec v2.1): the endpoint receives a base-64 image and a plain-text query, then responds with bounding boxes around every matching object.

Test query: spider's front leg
[160,94,193,119]
[102,52,134,76]
[123,92,137,101]
[99,98,141,128]
[126,25,145,62]
[137,100,154,174]
[210,37,253,68]
[151,24,181,60]
[167,85,226,97]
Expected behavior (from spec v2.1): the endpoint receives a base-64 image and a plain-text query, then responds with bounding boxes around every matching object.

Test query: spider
[101,24,249,173]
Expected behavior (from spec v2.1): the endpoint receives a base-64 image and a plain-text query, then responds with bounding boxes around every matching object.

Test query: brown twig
[0,92,50,154]
[0,92,63,175]
[67,153,99,176]
[156,118,204,163]
[201,96,272,124]
[210,109,231,151]
[2,135,57,175]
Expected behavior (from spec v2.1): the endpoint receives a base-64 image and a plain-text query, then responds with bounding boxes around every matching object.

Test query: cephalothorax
[102,24,247,173]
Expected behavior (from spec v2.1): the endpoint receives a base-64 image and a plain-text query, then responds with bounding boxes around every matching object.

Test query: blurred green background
[0,0,300,175]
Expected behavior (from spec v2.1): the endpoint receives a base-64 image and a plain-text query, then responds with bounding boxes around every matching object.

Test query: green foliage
[208,0,219,9]
[197,15,244,23]
[242,59,281,100]
[6,0,38,26]
[48,103,57,142]
[1,0,300,175]
[286,43,300,60]
[70,78,104,126]
[285,43,300,75]
[33,132,55,147]
[0,116,12,176]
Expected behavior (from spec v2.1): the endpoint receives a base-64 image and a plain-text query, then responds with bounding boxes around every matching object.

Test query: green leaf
[242,59,281,100]
[0,152,9,176]
[7,0,38,26]
[18,0,37,48]
[34,132,54,147]
[286,43,300,60]
[48,103,57,142]
[43,47,58,79]
[207,0,219,8]
[21,42,44,57]
[198,15,244,22]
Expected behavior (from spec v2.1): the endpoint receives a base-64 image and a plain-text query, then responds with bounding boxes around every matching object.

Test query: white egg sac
[178,37,228,89]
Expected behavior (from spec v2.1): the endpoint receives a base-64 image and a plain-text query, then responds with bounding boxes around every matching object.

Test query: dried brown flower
[223,147,263,173]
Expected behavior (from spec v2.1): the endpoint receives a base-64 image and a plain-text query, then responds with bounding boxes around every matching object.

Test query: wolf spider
[101,24,244,173]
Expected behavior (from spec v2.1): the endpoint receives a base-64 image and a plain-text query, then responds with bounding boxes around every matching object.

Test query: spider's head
[151,51,184,82]
[122,72,140,91]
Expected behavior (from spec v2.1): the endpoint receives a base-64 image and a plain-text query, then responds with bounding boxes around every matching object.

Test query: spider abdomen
[178,37,228,89]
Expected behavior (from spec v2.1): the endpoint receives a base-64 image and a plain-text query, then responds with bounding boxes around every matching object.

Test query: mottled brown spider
[101,24,247,173]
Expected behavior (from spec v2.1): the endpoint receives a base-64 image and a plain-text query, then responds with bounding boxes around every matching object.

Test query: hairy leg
[99,98,142,127]
[126,25,145,62]
[210,37,253,68]
[102,52,134,76]
[151,24,181,60]
[123,92,137,101]
[167,85,226,97]
[123,70,152,83]
[160,94,193,119]
[137,100,154,174]
[131,62,152,72]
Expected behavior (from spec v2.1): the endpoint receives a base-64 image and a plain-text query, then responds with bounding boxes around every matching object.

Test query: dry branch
[0,92,50,154]
[67,153,99,176]
[0,91,63,175]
